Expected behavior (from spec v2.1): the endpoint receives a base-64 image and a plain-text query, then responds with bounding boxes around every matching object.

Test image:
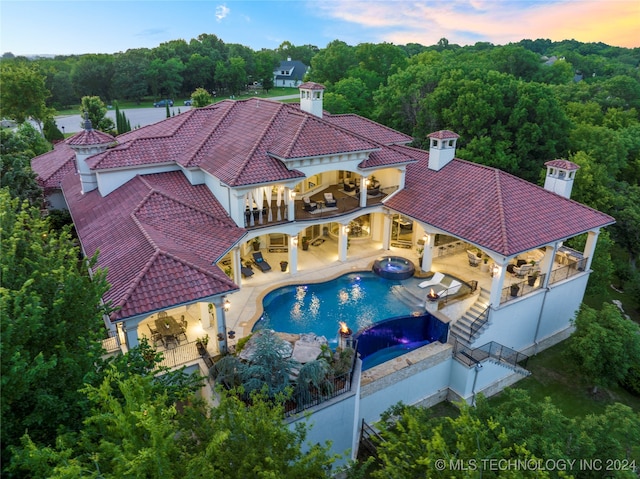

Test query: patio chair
[241,264,254,278]
[302,196,317,212]
[323,192,337,207]
[439,277,462,297]
[252,251,272,272]
[147,324,163,346]
[466,250,482,267]
[512,263,533,278]
[158,311,168,318]
[418,272,445,289]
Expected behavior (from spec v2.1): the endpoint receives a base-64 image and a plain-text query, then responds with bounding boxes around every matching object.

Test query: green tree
[191,87,212,107]
[0,63,52,131]
[0,123,49,204]
[112,49,150,102]
[80,95,115,133]
[254,49,279,92]
[146,57,185,99]
[183,53,215,93]
[48,70,76,109]
[0,190,110,471]
[70,54,114,101]
[309,40,357,86]
[567,303,640,392]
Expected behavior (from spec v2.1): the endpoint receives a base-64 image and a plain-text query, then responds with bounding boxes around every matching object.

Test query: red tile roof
[81,98,416,187]
[61,171,244,321]
[428,130,460,140]
[385,149,614,256]
[67,128,115,146]
[298,81,325,90]
[544,159,580,170]
[324,114,413,145]
[30,142,76,190]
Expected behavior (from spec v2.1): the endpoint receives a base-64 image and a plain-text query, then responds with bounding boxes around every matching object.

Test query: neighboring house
[31,82,614,466]
[273,57,309,87]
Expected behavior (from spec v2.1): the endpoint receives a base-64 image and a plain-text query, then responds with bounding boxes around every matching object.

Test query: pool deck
[224,238,494,346]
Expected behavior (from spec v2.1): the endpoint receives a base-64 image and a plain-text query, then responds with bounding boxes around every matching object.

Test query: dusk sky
[1,0,638,56]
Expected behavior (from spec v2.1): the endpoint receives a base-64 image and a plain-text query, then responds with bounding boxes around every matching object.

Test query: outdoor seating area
[252,252,272,272]
[150,313,189,349]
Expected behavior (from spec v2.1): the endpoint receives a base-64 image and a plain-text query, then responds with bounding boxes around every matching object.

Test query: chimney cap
[298,81,325,91]
[544,159,580,171]
[428,130,459,140]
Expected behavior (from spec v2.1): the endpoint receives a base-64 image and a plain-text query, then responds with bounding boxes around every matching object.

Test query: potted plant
[252,237,261,251]
[224,265,232,278]
[280,260,288,272]
[301,236,310,251]
[527,270,539,286]
[196,334,209,355]
[510,283,520,297]
[480,256,490,272]
[416,246,424,264]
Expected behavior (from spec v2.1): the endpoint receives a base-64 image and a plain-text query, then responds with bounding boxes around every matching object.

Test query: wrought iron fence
[500,272,546,304]
[469,305,490,342]
[453,339,529,369]
[548,257,588,285]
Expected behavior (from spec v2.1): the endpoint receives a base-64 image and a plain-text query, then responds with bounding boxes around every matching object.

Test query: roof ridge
[160,249,234,287]
[327,113,413,142]
[184,104,235,167]
[228,101,287,185]
[493,170,511,254]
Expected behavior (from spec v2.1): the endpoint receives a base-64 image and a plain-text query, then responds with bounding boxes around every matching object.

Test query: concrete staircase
[450,288,491,346]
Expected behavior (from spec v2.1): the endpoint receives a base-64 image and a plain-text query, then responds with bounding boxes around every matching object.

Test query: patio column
[211,297,228,355]
[123,319,140,348]
[359,176,368,208]
[583,229,600,271]
[288,235,299,274]
[421,232,435,272]
[228,190,246,227]
[232,247,242,285]
[489,260,508,307]
[540,243,560,288]
[200,302,211,328]
[382,214,391,250]
[338,224,349,261]
[287,188,296,221]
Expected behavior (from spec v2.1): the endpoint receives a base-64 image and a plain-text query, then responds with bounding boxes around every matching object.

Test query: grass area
[490,340,640,416]
[54,88,300,116]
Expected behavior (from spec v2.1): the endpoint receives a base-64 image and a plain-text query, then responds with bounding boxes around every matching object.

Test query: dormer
[67,115,115,194]
[427,130,459,171]
[298,81,325,118]
[544,159,579,199]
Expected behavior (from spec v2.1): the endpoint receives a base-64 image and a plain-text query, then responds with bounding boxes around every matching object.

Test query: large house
[273,57,309,87]
[32,82,614,464]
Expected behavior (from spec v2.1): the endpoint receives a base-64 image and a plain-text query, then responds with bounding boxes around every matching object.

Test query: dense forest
[1,34,640,477]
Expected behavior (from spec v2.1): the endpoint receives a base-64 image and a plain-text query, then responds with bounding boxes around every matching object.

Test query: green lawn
[55,88,300,116]
[491,340,640,416]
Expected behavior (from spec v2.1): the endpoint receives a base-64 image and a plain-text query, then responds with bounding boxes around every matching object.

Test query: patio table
[154,316,182,339]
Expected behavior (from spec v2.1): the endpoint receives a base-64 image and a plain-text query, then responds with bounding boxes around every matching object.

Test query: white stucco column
[489,261,508,307]
[210,297,228,354]
[583,229,600,271]
[123,320,140,349]
[287,189,296,220]
[338,224,349,262]
[288,235,299,274]
[232,247,242,285]
[421,232,435,272]
[359,176,368,208]
[541,243,560,288]
[397,167,406,190]
[382,214,391,250]
[228,190,246,227]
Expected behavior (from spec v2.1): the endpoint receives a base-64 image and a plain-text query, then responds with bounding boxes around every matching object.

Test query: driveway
[55,94,298,134]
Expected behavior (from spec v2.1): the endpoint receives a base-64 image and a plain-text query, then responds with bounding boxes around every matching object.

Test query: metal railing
[157,340,202,369]
[500,272,546,304]
[101,330,120,353]
[284,341,358,417]
[548,257,588,285]
[468,305,490,342]
[453,339,529,369]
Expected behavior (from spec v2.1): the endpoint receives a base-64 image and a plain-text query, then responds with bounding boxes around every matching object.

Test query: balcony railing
[101,330,121,354]
[157,340,202,369]
[500,272,546,303]
[548,257,588,285]
[453,339,529,369]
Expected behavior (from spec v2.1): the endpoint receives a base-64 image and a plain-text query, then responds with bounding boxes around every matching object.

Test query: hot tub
[372,255,416,280]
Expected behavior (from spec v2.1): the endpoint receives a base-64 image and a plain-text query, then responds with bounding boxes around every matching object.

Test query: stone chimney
[543,159,579,199]
[67,114,115,194]
[427,130,459,171]
[298,81,325,118]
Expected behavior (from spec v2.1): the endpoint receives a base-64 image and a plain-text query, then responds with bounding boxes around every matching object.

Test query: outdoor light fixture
[290,190,296,200]
[344,225,351,234]
[423,234,429,242]
[365,178,371,186]
[292,236,299,246]
[491,264,500,277]
[223,297,231,312]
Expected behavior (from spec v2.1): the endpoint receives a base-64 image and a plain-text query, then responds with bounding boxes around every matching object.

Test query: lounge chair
[324,192,337,207]
[241,264,254,278]
[418,272,445,289]
[252,252,272,272]
[467,250,482,267]
[302,196,317,212]
[439,276,462,297]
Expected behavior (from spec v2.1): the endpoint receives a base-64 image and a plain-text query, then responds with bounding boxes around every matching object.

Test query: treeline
[1,36,319,107]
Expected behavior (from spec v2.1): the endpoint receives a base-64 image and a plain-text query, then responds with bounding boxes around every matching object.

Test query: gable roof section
[324,114,413,145]
[62,170,244,321]
[386,150,614,256]
[30,142,76,190]
[78,98,419,188]
[274,60,308,81]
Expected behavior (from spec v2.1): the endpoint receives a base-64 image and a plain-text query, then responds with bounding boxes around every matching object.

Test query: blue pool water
[253,271,449,369]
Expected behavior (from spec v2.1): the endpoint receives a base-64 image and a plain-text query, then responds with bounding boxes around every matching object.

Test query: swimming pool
[253,271,449,368]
